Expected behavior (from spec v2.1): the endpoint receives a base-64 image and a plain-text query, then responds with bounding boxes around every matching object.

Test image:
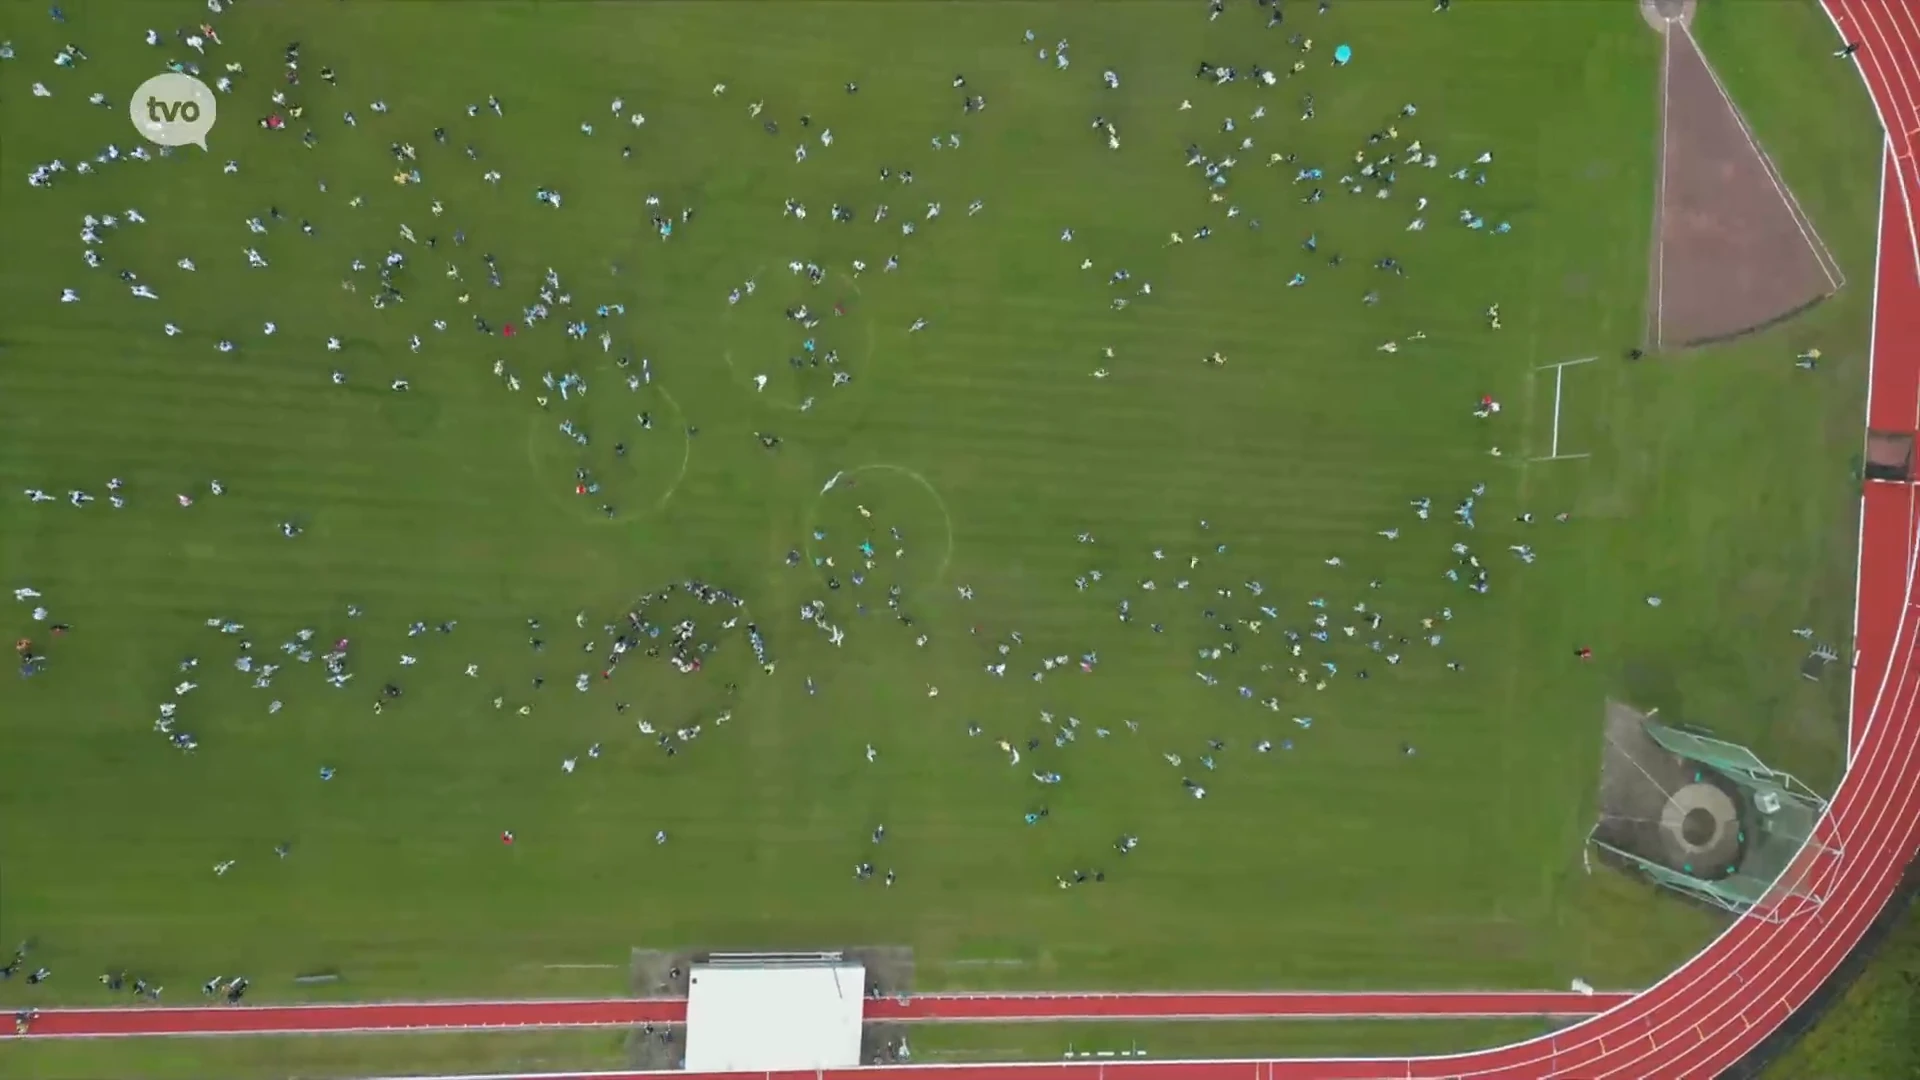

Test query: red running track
[10,5,1920,1077]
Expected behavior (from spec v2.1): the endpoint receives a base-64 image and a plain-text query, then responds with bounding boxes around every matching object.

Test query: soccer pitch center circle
[716,273,881,413]
[524,383,691,523]
[801,464,955,593]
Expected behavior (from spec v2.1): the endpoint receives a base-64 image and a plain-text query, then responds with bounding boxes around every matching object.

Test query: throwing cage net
[1589,702,1839,922]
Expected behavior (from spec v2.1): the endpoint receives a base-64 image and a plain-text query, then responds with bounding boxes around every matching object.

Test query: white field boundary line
[1652,28,1675,349]
[1850,488,1866,764]
[23,988,1630,1014]
[940,958,1031,967]
[1678,25,1845,290]
[1849,141,1890,767]
[14,1010,1628,1042]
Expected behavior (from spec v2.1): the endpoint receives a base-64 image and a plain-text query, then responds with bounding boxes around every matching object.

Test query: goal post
[1531,356,1596,463]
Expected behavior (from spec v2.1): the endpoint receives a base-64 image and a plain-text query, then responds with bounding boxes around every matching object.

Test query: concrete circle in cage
[1659,782,1741,869]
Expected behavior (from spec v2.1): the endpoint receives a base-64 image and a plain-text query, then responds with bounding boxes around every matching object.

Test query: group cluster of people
[804,472,1558,891]
[21,2,695,517]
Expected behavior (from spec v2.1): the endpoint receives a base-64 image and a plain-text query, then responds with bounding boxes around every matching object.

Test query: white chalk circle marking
[804,463,956,587]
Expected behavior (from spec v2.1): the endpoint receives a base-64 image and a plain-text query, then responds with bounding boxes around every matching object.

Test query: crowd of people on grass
[7,0,1592,1000]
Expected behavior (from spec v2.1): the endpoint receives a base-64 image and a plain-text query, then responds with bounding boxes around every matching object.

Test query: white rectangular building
[683,960,866,1071]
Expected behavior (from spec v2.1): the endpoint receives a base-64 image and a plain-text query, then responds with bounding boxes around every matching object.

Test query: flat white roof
[683,962,866,1071]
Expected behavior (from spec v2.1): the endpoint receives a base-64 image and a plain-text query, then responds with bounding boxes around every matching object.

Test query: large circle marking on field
[523,385,692,524]
[651,386,693,511]
[802,463,956,588]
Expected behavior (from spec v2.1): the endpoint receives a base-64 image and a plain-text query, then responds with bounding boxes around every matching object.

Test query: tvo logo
[130,72,218,149]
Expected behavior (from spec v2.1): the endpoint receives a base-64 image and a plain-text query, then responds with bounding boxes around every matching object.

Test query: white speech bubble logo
[130,72,218,150]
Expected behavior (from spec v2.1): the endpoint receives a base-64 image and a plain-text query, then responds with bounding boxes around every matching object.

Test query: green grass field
[0,0,1885,1070]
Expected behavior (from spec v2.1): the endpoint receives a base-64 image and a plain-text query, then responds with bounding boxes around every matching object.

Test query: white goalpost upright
[1533,356,1598,463]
